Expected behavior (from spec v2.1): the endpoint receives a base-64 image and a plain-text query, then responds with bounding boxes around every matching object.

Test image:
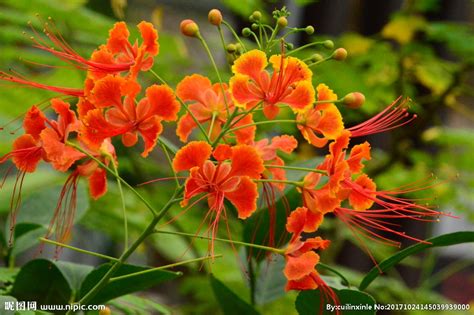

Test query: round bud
[251,23,259,31]
[305,25,315,35]
[235,43,243,54]
[180,19,199,37]
[249,15,255,22]
[323,40,334,49]
[99,306,111,315]
[242,27,252,37]
[332,48,347,61]
[208,9,223,26]
[226,43,236,53]
[343,92,365,109]
[286,42,294,50]
[277,17,288,29]
[252,11,262,21]
[310,53,324,63]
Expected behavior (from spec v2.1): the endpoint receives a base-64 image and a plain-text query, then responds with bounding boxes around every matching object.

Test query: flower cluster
[0,8,449,304]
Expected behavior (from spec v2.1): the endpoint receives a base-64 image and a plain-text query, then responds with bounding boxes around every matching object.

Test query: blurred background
[0,0,473,314]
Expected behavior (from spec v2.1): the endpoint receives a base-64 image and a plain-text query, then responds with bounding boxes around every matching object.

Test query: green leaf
[54,261,93,294]
[109,294,172,315]
[0,295,18,315]
[210,275,260,315]
[296,288,376,315]
[11,259,72,305]
[359,231,474,290]
[79,263,181,304]
[254,254,287,305]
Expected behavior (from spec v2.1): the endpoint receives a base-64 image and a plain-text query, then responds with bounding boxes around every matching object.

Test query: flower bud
[226,43,236,53]
[242,27,252,37]
[249,15,255,22]
[286,42,294,50]
[180,19,199,37]
[99,306,111,315]
[208,9,223,26]
[305,25,314,35]
[277,16,288,28]
[251,23,259,31]
[332,48,347,61]
[235,43,243,54]
[323,40,334,49]
[310,53,324,63]
[343,92,365,109]
[252,11,262,21]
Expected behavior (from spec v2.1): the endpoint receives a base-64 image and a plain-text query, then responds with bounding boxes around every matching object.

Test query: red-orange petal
[146,84,180,121]
[269,54,312,83]
[51,98,78,133]
[77,98,96,119]
[349,174,376,211]
[139,117,163,157]
[317,83,337,102]
[232,49,267,81]
[176,113,197,142]
[23,106,46,140]
[89,167,107,199]
[41,128,84,172]
[138,21,159,56]
[271,135,298,153]
[106,22,130,54]
[229,74,262,107]
[225,176,258,219]
[176,74,212,104]
[285,273,318,291]
[230,145,264,179]
[11,134,42,172]
[284,251,319,281]
[347,142,371,173]
[279,81,315,113]
[79,109,113,149]
[232,113,256,144]
[286,207,308,234]
[89,75,125,108]
[172,141,212,172]
[213,144,232,161]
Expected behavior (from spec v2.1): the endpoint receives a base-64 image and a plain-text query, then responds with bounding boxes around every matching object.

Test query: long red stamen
[348,96,417,137]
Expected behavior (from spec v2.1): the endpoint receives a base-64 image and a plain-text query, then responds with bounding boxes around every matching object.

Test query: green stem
[222,20,247,52]
[149,69,210,142]
[66,141,158,216]
[318,263,350,287]
[108,255,222,282]
[264,164,327,175]
[39,238,119,262]
[159,139,179,187]
[208,111,218,139]
[286,41,329,56]
[111,159,128,249]
[154,230,285,254]
[78,187,183,305]
[227,119,296,133]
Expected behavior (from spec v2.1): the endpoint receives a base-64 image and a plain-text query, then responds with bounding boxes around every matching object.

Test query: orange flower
[80,75,179,157]
[297,84,344,148]
[176,74,255,143]
[230,50,314,119]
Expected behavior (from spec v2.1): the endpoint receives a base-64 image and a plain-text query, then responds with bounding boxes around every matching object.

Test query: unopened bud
[277,16,288,29]
[305,25,314,35]
[323,40,334,49]
[180,19,199,37]
[332,48,347,61]
[251,23,259,31]
[235,43,243,54]
[242,27,252,37]
[252,11,262,21]
[226,43,236,53]
[99,306,111,315]
[286,42,294,50]
[310,53,324,63]
[343,92,365,109]
[208,9,223,26]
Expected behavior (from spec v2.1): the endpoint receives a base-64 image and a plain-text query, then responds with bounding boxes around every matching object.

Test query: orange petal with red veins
[284,251,319,281]
[279,81,315,113]
[269,55,312,83]
[229,74,262,106]
[11,134,42,172]
[232,113,256,144]
[329,130,351,160]
[271,135,297,153]
[300,236,330,252]
[146,85,180,121]
[138,21,159,56]
[317,83,338,101]
[286,274,318,291]
[41,128,84,172]
[213,144,232,161]
[286,207,308,234]
[176,113,197,142]
[298,124,329,148]
[349,174,376,211]
[183,176,206,202]
[230,145,264,178]
[89,168,107,199]
[263,103,280,120]
[89,75,125,108]
[89,46,114,80]
[80,109,113,149]
[225,176,258,219]
[139,117,163,157]
[51,98,78,133]
[232,50,268,81]
[23,106,46,140]
[172,141,212,172]
[77,98,95,119]
[347,142,371,173]
[107,22,130,54]
[176,74,212,104]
